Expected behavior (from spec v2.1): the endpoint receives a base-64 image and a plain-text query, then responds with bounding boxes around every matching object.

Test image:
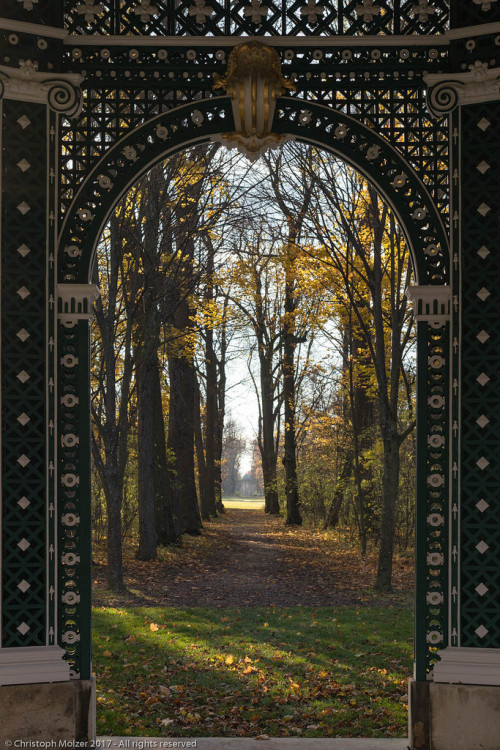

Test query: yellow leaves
[222,652,259,676]
[150,622,159,632]
[194,296,233,332]
[242,655,257,674]
[181,711,201,723]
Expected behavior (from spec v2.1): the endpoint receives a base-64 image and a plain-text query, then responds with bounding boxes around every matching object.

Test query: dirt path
[93,509,413,607]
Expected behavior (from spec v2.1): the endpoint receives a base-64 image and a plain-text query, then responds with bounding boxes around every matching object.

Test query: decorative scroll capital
[424,65,500,116]
[406,285,451,323]
[212,41,295,161]
[57,283,100,325]
[0,62,83,116]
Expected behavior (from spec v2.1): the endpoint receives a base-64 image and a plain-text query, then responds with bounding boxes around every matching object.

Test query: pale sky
[224,353,259,475]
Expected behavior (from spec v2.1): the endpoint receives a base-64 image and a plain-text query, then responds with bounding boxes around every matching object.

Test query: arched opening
[89,138,417,739]
[56,98,449,738]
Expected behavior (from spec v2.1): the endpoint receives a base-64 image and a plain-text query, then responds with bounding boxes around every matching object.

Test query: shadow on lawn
[93,605,413,738]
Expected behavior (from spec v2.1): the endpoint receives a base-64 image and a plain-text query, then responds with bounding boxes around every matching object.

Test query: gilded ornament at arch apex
[212,41,295,159]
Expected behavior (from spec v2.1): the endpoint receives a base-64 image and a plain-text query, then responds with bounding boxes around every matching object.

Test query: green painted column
[0,64,81,685]
[407,287,451,681]
[57,286,99,680]
[425,75,500,689]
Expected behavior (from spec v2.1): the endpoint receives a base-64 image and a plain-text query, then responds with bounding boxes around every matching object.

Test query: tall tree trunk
[324,452,351,529]
[215,310,228,514]
[167,299,203,535]
[266,153,312,526]
[194,378,211,521]
[260,363,280,514]
[151,355,178,545]
[283,256,302,526]
[136,352,158,559]
[105,482,124,589]
[203,240,219,516]
[368,185,405,589]
[91,213,136,589]
[347,320,376,556]
[204,325,218,517]
[375,432,400,590]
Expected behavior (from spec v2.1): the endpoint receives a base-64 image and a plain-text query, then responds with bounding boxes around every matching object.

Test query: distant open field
[221,496,265,510]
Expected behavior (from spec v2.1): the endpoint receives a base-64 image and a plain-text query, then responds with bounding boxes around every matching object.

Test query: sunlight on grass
[221,497,265,510]
[93,606,412,738]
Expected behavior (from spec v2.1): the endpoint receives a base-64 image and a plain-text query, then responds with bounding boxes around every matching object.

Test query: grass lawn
[93,605,412,738]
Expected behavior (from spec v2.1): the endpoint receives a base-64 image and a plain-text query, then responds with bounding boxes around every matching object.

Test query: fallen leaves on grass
[92,510,413,609]
[93,605,412,739]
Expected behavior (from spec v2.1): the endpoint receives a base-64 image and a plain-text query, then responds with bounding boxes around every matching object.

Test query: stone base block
[409,678,500,750]
[0,679,95,743]
[408,678,430,749]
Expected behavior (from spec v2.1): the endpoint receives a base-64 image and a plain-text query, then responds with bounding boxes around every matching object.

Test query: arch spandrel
[57,95,449,286]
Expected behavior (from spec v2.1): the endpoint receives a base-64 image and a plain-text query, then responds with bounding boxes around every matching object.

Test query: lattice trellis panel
[59,41,450,225]
[0,0,63,26]
[1,100,47,648]
[59,97,234,282]
[61,0,450,36]
[460,101,500,649]
[57,95,448,287]
[452,0,500,28]
[274,97,448,284]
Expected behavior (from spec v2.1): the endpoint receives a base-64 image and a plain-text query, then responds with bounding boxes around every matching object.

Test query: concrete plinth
[0,679,95,744]
[408,678,429,749]
[430,682,500,750]
[409,678,500,750]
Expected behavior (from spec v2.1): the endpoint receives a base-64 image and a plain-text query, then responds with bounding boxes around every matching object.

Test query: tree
[263,147,317,525]
[305,156,415,589]
[221,418,246,496]
[249,440,264,495]
[230,227,284,514]
[91,201,140,588]
[132,164,179,558]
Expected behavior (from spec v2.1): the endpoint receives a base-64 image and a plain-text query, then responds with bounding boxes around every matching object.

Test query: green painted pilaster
[414,316,449,680]
[0,98,48,648]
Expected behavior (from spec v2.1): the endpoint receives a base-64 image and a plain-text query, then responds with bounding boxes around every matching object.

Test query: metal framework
[2,0,500,720]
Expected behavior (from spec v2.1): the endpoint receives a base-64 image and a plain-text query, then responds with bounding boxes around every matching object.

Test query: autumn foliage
[91,142,416,593]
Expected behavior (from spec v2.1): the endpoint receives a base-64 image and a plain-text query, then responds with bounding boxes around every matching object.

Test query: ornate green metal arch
[58,95,449,285]
[54,91,451,682]
[4,2,500,744]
